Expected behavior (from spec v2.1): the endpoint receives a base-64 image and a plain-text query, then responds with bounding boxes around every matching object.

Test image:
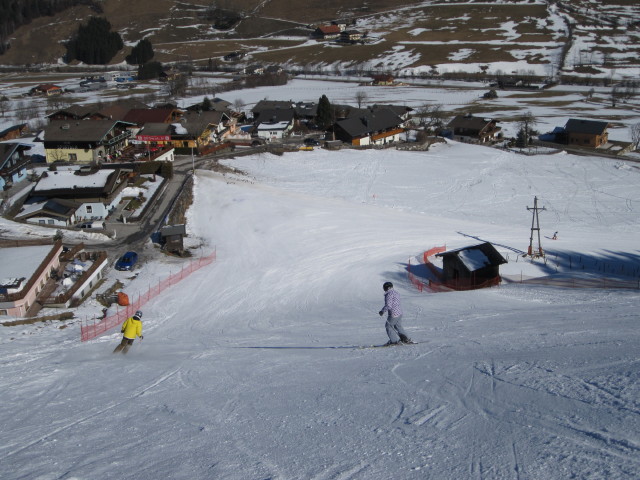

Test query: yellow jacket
[121,316,142,339]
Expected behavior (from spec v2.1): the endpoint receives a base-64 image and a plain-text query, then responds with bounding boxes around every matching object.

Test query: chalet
[245,64,265,75]
[350,104,412,122]
[0,142,31,190]
[260,66,280,76]
[46,104,111,122]
[221,118,255,145]
[564,119,609,148]
[43,120,134,163]
[98,99,150,121]
[0,242,64,317]
[435,243,507,290]
[251,100,319,131]
[15,198,79,227]
[30,84,62,96]
[123,108,182,126]
[159,67,182,82]
[252,100,294,121]
[0,124,28,141]
[446,114,501,143]
[371,74,394,86]
[333,108,404,146]
[185,97,233,114]
[256,119,294,141]
[314,24,342,40]
[133,123,173,149]
[18,168,129,226]
[340,30,363,43]
[293,102,318,123]
[171,110,231,151]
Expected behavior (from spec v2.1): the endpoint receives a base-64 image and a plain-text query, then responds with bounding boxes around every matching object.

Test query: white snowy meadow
[1,140,639,479]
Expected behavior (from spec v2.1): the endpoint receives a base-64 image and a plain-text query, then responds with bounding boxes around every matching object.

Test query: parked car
[77,221,105,230]
[115,251,138,271]
[304,137,320,146]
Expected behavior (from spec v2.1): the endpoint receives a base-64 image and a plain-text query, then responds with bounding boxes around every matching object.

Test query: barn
[435,242,507,290]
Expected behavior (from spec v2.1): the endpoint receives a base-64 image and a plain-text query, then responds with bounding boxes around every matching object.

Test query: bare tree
[355,90,368,108]
[0,96,8,117]
[630,123,640,150]
[233,98,246,115]
[168,75,189,97]
[415,103,445,132]
[517,111,537,147]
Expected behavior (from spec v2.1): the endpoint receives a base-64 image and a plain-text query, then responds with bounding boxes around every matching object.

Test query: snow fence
[80,250,216,341]
[408,246,446,292]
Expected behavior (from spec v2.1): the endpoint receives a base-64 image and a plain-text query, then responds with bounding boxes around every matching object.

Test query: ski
[358,341,418,349]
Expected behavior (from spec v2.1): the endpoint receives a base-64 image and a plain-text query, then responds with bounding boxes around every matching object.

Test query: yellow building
[44,120,134,164]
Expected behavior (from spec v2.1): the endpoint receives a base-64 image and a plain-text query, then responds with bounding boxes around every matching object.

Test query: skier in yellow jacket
[113,310,143,354]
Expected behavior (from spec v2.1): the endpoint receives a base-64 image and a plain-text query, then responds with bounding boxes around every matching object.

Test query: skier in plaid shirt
[379,282,412,345]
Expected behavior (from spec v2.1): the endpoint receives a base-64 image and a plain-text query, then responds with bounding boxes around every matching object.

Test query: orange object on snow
[117,292,130,306]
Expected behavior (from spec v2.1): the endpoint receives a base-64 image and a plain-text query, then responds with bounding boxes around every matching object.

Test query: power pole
[527,196,545,257]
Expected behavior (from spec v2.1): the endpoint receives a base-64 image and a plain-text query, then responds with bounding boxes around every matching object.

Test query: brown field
[0,0,636,80]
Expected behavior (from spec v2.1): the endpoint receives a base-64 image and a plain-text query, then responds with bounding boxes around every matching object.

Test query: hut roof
[436,242,506,272]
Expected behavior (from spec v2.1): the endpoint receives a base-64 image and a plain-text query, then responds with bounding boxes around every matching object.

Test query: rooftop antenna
[527,196,545,258]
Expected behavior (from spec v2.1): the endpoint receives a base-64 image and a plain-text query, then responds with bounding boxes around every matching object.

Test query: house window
[86,206,93,214]
[47,219,54,225]
[38,219,45,224]
[0,309,7,315]
[68,153,77,161]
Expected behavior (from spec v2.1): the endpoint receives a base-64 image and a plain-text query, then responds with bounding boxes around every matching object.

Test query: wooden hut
[435,242,506,290]
[160,224,186,254]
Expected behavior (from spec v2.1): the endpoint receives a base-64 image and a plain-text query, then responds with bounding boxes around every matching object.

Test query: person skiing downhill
[113,310,143,354]
[379,282,412,345]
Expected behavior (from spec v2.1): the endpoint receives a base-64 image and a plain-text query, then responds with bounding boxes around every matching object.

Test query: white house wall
[26,216,72,228]
[75,202,109,221]
[71,257,108,303]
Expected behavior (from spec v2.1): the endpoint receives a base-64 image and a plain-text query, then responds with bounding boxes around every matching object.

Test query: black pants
[113,337,134,354]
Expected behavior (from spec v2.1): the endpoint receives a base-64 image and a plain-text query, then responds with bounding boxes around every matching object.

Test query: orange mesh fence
[502,274,640,290]
[407,246,446,293]
[80,250,217,341]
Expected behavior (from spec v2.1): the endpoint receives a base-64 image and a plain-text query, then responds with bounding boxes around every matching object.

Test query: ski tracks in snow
[2,363,185,460]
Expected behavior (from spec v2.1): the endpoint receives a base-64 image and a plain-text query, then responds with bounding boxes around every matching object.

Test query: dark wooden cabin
[435,242,507,290]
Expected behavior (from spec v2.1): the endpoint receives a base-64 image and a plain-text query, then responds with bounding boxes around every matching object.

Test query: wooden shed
[435,242,507,290]
[160,224,186,254]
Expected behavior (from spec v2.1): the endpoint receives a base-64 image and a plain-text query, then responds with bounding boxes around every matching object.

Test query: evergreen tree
[516,128,528,148]
[66,17,123,64]
[137,61,164,80]
[126,38,154,65]
[0,0,92,54]
[202,97,212,111]
[317,95,332,129]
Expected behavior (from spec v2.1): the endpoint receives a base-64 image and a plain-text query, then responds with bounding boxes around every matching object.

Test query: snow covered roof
[257,121,291,131]
[33,169,115,192]
[436,242,507,272]
[458,248,491,272]
[0,245,53,289]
